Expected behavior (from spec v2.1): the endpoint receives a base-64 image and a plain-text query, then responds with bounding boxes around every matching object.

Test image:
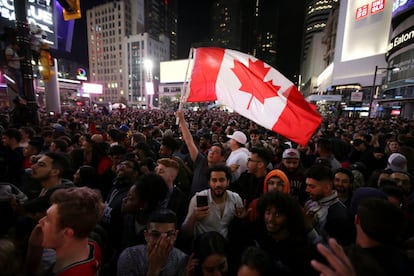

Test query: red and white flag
[184,47,322,145]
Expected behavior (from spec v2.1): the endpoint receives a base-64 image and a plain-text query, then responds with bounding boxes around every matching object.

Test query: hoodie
[248,169,290,222]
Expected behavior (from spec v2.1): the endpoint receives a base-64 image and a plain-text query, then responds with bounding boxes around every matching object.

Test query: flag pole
[176,47,195,124]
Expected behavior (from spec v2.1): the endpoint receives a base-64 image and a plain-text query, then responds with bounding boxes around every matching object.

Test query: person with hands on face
[117,208,188,276]
[181,165,244,240]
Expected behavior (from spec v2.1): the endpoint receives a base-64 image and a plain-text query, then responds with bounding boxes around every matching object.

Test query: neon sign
[371,0,385,14]
[356,4,369,20]
[355,0,386,20]
[76,68,87,81]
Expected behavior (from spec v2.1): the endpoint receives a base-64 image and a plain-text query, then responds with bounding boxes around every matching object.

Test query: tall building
[125,33,169,106]
[381,1,414,118]
[211,0,243,51]
[210,0,279,67]
[209,0,303,80]
[87,0,175,105]
[302,0,339,61]
[299,0,414,119]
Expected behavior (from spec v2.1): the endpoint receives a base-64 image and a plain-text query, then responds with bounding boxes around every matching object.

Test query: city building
[87,0,176,106]
[300,0,414,119]
[380,1,414,118]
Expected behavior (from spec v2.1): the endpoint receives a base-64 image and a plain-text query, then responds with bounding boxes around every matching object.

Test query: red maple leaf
[231,58,281,110]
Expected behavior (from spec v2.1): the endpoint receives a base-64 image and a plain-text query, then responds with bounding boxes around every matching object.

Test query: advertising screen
[341,0,393,62]
[392,0,414,19]
[0,1,74,51]
[0,0,56,46]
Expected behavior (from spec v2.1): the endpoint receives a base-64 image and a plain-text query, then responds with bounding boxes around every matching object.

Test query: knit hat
[263,169,290,194]
[119,124,130,132]
[350,187,387,217]
[52,123,65,133]
[282,148,300,159]
[358,198,405,245]
[387,153,407,172]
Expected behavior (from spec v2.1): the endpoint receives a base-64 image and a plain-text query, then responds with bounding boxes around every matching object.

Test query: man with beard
[277,148,308,205]
[304,165,354,246]
[100,158,140,258]
[198,133,212,155]
[22,152,74,217]
[11,152,74,258]
[334,168,354,208]
[181,165,245,240]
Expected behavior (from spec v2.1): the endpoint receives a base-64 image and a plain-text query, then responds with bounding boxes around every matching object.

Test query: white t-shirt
[184,189,243,239]
[226,147,250,182]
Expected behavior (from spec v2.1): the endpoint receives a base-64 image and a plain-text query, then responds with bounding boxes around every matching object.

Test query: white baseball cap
[227,131,247,144]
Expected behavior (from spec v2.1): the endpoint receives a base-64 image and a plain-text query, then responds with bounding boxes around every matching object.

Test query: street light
[369,65,400,118]
[144,59,154,109]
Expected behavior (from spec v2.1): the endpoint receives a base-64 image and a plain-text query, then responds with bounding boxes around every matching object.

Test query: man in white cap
[226,131,250,182]
[277,147,308,204]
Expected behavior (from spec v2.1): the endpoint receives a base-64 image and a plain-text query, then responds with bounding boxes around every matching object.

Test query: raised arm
[176,110,199,162]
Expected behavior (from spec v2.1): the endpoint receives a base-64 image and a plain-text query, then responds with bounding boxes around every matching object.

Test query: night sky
[69,0,304,77]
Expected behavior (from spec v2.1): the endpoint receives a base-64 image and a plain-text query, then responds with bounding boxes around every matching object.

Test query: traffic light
[39,43,54,81]
[57,0,82,21]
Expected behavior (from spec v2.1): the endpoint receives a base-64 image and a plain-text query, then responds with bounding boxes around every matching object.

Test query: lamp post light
[144,59,154,109]
[369,66,400,118]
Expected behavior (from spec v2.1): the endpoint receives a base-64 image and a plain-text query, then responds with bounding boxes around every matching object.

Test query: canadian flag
[185,47,322,145]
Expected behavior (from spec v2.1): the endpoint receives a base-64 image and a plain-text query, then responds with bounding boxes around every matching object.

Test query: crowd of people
[0,105,414,275]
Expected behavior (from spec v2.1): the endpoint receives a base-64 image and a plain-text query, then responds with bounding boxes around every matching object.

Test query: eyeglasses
[147,230,177,239]
[247,158,261,163]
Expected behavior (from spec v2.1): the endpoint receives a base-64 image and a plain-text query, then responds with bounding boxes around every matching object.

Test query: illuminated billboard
[341,0,393,62]
[0,1,74,52]
[82,83,103,94]
[332,0,393,87]
[160,59,194,83]
[0,0,57,46]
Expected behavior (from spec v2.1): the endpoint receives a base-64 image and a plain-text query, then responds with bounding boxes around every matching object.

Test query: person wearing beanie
[247,169,290,223]
[387,153,408,172]
[349,187,388,217]
[345,198,414,276]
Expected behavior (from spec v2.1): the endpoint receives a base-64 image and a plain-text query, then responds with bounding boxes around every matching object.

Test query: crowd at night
[0,105,413,275]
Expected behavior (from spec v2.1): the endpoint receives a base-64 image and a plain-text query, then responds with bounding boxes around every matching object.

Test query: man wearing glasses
[117,209,188,276]
[230,147,272,206]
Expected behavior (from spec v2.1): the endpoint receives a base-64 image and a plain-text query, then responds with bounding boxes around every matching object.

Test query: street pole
[14,0,39,125]
[368,65,378,118]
